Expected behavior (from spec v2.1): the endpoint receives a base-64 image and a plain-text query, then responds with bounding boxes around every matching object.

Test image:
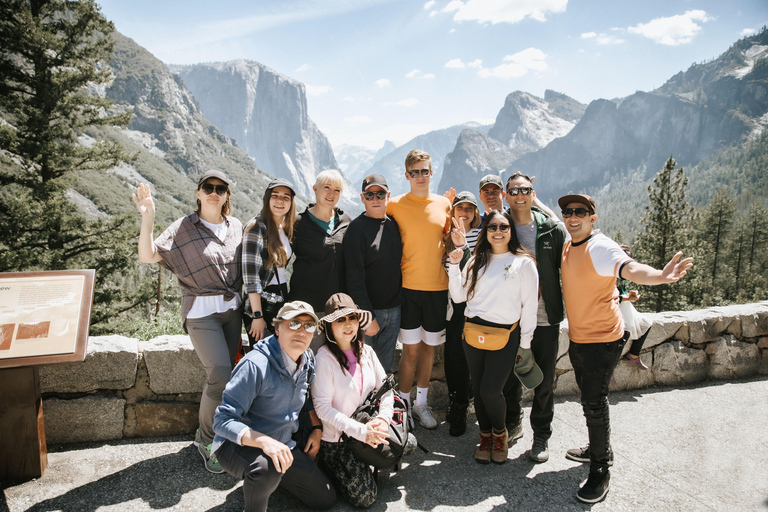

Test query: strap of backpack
[351,373,396,417]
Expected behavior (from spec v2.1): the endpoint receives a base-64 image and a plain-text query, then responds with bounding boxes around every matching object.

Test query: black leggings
[463,317,521,433]
[627,327,651,357]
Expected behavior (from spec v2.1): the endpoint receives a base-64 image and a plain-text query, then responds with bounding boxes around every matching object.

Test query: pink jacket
[312,344,394,443]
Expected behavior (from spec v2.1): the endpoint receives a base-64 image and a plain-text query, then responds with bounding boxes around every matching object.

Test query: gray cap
[267,178,296,195]
[198,169,230,186]
[452,191,478,208]
[275,301,319,323]
[479,174,503,191]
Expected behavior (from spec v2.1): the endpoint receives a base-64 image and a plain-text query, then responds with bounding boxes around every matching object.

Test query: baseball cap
[198,170,230,187]
[275,301,319,323]
[557,194,596,213]
[479,174,503,191]
[452,191,478,208]
[361,174,389,192]
[514,360,544,390]
[266,178,296,195]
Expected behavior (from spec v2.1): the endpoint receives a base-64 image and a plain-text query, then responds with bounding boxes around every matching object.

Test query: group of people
[133,149,692,510]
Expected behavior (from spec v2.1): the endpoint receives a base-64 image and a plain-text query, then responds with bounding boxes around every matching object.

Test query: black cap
[452,191,478,208]
[361,174,389,192]
[558,194,596,213]
[198,170,230,187]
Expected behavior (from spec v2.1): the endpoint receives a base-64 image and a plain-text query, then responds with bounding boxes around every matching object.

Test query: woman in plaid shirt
[133,170,243,474]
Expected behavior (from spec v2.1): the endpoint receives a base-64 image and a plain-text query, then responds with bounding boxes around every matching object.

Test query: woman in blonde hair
[242,178,297,344]
[290,170,352,350]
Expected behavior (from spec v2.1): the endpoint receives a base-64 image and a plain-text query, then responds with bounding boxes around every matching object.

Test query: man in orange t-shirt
[558,193,692,504]
[386,149,451,430]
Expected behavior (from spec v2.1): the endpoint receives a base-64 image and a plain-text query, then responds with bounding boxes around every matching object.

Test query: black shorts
[399,288,448,345]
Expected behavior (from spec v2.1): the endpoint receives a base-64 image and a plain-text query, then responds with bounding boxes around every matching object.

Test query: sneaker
[506,422,523,446]
[528,437,549,463]
[194,429,223,474]
[576,467,610,503]
[446,401,468,437]
[565,445,614,465]
[474,432,492,464]
[491,429,509,464]
[624,354,649,370]
[412,403,438,429]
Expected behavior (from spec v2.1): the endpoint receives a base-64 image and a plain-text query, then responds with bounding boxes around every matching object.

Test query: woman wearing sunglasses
[242,178,297,345]
[312,293,393,508]
[133,170,243,474]
[447,210,538,465]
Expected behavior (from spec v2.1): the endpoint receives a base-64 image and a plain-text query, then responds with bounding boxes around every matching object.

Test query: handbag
[463,319,518,351]
[341,374,421,469]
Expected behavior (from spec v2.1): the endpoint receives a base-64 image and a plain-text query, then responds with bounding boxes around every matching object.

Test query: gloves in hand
[515,347,535,374]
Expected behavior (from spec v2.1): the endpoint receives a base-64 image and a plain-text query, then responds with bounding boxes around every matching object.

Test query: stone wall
[40,302,768,444]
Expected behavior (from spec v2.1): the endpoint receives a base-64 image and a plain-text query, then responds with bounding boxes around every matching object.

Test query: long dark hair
[245,186,296,269]
[323,322,365,373]
[465,210,529,300]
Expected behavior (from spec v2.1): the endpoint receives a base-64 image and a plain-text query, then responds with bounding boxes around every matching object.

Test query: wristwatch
[252,311,263,319]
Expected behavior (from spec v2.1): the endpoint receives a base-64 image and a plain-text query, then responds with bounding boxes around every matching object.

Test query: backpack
[341,374,425,469]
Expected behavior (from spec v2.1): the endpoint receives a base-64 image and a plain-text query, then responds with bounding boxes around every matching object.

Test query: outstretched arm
[132,183,163,263]
[621,251,693,286]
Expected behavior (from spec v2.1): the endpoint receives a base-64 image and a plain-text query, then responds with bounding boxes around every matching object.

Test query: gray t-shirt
[514,220,551,326]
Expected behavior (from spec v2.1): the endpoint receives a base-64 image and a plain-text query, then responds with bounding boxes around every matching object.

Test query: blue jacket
[212,333,314,454]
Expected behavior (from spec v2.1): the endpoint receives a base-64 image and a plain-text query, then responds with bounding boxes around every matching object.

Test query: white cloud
[423,0,435,9]
[596,34,623,45]
[344,116,372,125]
[294,63,310,72]
[628,10,713,46]
[447,0,568,24]
[305,85,331,96]
[468,59,483,68]
[581,32,596,39]
[343,96,355,102]
[740,28,757,37]
[477,48,547,79]
[384,98,420,107]
[422,73,435,79]
[445,58,466,69]
[406,69,421,78]
[375,78,391,88]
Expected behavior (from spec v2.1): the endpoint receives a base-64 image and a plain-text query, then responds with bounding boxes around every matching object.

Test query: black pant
[503,324,560,440]
[216,440,336,512]
[568,334,627,472]
[444,301,471,407]
[463,320,520,433]
[627,327,651,357]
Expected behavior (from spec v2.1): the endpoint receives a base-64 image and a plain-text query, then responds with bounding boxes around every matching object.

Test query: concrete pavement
[3,377,767,512]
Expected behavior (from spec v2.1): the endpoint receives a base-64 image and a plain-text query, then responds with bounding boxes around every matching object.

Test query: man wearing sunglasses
[213,300,336,511]
[343,174,403,373]
[557,193,693,504]
[386,149,452,429]
[502,172,567,466]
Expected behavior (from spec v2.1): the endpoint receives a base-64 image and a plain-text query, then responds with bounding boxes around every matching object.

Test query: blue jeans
[364,306,401,373]
[568,334,627,472]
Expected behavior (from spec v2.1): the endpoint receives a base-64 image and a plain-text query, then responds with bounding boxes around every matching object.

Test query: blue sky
[97,0,768,150]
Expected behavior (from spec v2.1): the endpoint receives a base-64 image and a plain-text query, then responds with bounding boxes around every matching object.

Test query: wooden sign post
[0,270,95,481]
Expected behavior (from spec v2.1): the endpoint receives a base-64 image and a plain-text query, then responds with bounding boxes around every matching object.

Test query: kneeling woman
[311,293,392,508]
[447,210,538,465]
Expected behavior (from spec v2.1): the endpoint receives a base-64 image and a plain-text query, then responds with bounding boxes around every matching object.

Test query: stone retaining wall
[40,302,768,444]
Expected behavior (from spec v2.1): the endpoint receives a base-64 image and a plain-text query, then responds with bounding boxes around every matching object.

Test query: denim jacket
[212,334,314,454]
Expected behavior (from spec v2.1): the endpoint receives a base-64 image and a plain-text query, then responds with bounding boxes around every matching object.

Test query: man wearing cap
[478,174,506,224]
[213,301,336,511]
[386,149,452,429]
[558,193,692,504]
[343,174,403,372]
[502,171,566,464]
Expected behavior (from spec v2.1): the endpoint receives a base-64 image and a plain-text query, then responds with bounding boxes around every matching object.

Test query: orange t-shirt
[386,193,451,291]
[561,231,632,344]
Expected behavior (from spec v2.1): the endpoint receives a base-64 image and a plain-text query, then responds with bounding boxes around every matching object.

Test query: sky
[97,0,768,151]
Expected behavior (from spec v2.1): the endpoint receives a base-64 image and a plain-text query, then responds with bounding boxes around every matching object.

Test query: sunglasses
[562,208,592,218]
[363,191,387,201]
[287,319,317,333]
[407,168,431,178]
[200,183,228,196]
[334,314,359,324]
[507,187,533,196]
[487,223,511,233]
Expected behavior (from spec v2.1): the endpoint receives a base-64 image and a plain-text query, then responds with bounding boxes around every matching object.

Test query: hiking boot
[474,432,492,464]
[412,403,437,429]
[506,422,523,446]
[446,401,468,437]
[491,429,509,464]
[529,437,549,463]
[194,429,224,474]
[565,445,614,465]
[577,467,610,503]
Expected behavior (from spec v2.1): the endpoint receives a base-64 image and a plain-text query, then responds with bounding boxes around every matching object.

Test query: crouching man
[213,300,336,512]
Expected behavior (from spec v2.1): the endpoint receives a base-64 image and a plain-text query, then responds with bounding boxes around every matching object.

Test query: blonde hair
[314,169,344,191]
[405,149,431,171]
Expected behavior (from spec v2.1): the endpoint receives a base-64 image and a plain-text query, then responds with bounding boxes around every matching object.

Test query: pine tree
[0,0,153,326]
[634,157,695,312]
[697,189,735,295]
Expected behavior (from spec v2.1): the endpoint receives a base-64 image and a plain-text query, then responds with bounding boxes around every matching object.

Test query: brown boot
[475,431,492,464]
[492,428,509,464]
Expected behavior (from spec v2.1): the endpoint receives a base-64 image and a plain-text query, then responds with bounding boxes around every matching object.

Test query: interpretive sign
[0,270,94,368]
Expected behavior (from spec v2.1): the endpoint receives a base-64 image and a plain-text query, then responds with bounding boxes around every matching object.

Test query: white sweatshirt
[448,252,539,349]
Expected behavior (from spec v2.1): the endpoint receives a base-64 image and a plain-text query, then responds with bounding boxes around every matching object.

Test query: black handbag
[341,374,422,469]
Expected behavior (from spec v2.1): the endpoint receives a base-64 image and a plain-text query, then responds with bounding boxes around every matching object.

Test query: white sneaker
[412,403,438,429]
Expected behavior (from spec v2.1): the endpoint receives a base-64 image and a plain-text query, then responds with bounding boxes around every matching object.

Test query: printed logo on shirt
[542,241,552,250]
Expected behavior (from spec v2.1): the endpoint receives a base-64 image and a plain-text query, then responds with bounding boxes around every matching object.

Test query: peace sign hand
[450,217,466,247]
